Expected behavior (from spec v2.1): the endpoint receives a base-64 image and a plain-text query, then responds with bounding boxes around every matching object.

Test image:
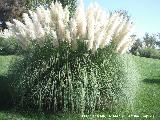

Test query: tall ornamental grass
[9,39,126,114]
[117,54,140,113]
[6,0,139,114]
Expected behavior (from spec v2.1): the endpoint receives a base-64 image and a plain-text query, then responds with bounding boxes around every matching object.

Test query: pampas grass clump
[9,38,126,114]
[7,0,139,114]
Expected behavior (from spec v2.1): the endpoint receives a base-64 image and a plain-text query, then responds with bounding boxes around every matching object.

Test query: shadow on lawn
[0,75,13,110]
[143,78,160,84]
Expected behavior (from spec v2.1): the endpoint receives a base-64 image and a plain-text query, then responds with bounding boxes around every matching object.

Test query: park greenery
[0,0,160,119]
[130,33,160,59]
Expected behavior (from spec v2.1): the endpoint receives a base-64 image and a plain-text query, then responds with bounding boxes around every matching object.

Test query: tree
[130,33,160,59]
[143,33,157,48]
[130,38,142,55]
[26,0,77,16]
[0,0,77,26]
[55,0,77,16]
[0,0,26,21]
[155,33,160,49]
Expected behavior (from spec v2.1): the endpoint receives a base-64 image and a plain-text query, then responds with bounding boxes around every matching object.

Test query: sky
[84,0,160,38]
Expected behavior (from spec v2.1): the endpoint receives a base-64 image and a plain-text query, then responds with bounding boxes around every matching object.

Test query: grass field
[133,56,160,119]
[0,55,160,119]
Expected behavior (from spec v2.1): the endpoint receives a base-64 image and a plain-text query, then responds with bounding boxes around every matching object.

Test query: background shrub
[138,48,160,59]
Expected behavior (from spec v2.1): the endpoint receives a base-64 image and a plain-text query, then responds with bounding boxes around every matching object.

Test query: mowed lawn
[0,55,160,120]
[133,56,160,119]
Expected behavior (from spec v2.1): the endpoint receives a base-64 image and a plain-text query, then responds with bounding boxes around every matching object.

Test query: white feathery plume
[116,21,134,51]
[64,6,70,24]
[50,30,59,47]
[116,34,130,52]
[70,18,78,49]
[118,37,135,54]
[96,20,109,49]
[52,1,64,22]
[36,7,51,26]
[87,3,95,50]
[70,18,77,39]
[36,6,46,26]
[12,19,30,49]
[57,19,65,40]
[50,30,57,39]
[93,4,108,46]
[45,8,52,25]
[65,30,71,43]
[113,15,124,36]
[6,22,16,35]
[5,0,135,54]
[29,10,45,39]
[75,0,87,38]
[0,29,13,38]
[99,13,119,48]
[22,13,36,39]
[12,19,28,39]
[115,18,127,36]
[50,1,59,27]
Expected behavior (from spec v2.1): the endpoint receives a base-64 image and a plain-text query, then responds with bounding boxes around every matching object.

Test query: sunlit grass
[133,56,160,119]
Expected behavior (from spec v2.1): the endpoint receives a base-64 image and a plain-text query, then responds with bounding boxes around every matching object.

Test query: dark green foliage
[54,0,77,16]
[26,0,77,16]
[93,45,126,111]
[9,36,128,114]
[0,75,13,108]
[130,38,142,55]
[25,0,53,9]
[0,56,14,109]
[0,37,21,55]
